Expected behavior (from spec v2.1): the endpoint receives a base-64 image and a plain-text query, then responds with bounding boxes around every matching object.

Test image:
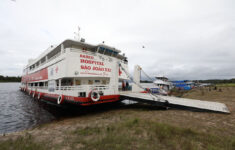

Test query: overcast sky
[0,0,234,80]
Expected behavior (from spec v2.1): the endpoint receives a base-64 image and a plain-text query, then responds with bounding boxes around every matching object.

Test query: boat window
[89,48,96,53]
[75,80,81,85]
[88,80,93,85]
[41,57,46,64]
[79,92,86,97]
[104,49,113,56]
[95,80,100,84]
[61,78,73,86]
[39,82,43,86]
[47,47,61,61]
[30,65,35,70]
[98,47,105,54]
[102,80,106,84]
[36,61,39,67]
[112,51,118,57]
[56,80,59,86]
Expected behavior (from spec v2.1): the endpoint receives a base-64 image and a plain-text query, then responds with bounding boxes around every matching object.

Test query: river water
[0,83,134,134]
[0,83,58,134]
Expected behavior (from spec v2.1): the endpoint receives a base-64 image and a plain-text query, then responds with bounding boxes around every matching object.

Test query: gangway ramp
[120,92,230,113]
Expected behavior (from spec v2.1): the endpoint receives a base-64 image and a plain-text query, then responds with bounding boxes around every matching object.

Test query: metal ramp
[118,64,230,113]
[120,92,230,113]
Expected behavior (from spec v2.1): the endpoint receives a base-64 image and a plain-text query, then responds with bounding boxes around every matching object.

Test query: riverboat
[20,39,129,105]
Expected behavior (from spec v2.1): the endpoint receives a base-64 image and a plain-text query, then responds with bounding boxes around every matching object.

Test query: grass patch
[216,83,235,87]
[0,134,48,150]
[1,118,234,150]
[70,118,235,150]
[73,126,101,136]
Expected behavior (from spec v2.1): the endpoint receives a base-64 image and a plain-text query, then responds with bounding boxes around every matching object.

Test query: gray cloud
[0,0,234,80]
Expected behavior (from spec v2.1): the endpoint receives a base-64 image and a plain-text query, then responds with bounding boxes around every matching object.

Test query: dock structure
[119,65,230,114]
[120,92,230,113]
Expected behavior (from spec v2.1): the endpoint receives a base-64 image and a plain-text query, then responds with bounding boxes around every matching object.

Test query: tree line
[0,75,21,82]
[141,78,235,84]
[195,79,235,84]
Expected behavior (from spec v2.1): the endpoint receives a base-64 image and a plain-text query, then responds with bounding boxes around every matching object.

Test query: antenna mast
[74,26,81,41]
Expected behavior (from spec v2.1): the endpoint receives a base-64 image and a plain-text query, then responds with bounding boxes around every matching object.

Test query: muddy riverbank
[0,86,235,150]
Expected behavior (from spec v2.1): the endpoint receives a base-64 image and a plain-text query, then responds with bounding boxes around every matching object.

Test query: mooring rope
[118,63,167,103]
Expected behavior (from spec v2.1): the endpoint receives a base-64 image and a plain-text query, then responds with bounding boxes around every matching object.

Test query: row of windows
[61,78,108,86]
[98,47,118,57]
[24,46,62,73]
[27,81,48,87]
[24,79,109,87]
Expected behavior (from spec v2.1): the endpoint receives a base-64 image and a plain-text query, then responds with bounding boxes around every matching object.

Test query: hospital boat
[20,39,129,105]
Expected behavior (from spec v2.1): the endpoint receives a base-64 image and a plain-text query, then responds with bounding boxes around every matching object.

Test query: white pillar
[59,79,61,90]
[132,65,143,92]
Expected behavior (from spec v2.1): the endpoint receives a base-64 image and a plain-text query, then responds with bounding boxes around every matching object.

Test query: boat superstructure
[20,39,129,105]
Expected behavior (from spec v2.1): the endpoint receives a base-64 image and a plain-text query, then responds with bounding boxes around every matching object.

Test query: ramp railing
[118,63,168,103]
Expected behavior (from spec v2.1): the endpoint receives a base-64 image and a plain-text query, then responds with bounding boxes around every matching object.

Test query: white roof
[25,39,122,68]
[154,79,171,85]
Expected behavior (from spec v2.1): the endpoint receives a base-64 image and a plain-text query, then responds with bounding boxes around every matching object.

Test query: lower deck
[20,86,230,114]
[20,87,120,106]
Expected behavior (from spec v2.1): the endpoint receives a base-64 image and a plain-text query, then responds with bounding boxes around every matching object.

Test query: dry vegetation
[0,86,235,150]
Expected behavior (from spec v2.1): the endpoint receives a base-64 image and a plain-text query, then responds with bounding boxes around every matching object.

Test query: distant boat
[153,76,173,91]
[140,76,172,95]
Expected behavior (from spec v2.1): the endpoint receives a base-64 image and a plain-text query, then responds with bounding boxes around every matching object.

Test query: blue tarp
[171,80,193,90]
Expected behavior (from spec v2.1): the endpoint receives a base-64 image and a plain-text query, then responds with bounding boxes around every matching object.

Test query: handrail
[57,85,110,91]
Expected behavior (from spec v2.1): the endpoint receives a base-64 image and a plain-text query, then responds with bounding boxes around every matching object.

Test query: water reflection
[0,83,126,134]
[0,83,160,134]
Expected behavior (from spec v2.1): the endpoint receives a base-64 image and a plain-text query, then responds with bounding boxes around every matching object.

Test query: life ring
[90,90,100,102]
[37,93,41,100]
[57,95,64,104]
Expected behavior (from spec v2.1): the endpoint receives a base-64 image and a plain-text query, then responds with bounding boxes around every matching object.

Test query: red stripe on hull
[22,89,120,106]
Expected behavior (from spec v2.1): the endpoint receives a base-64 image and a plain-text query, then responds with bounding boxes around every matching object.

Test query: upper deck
[22,39,128,76]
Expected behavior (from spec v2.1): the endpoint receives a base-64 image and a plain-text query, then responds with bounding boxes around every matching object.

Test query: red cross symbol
[55,66,59,73]
[119,68,122,76]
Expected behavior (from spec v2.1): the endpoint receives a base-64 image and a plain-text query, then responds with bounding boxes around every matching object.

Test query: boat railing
[58,85,84,91]
[28,85,110,92]
[28,86,48,91]
[37,86,48,90]
[56,85,110,91]
[89,85,109,91]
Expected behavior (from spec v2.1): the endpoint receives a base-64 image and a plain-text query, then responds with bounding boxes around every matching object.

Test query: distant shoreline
[0,81,20,83]
[0,75,21,82]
